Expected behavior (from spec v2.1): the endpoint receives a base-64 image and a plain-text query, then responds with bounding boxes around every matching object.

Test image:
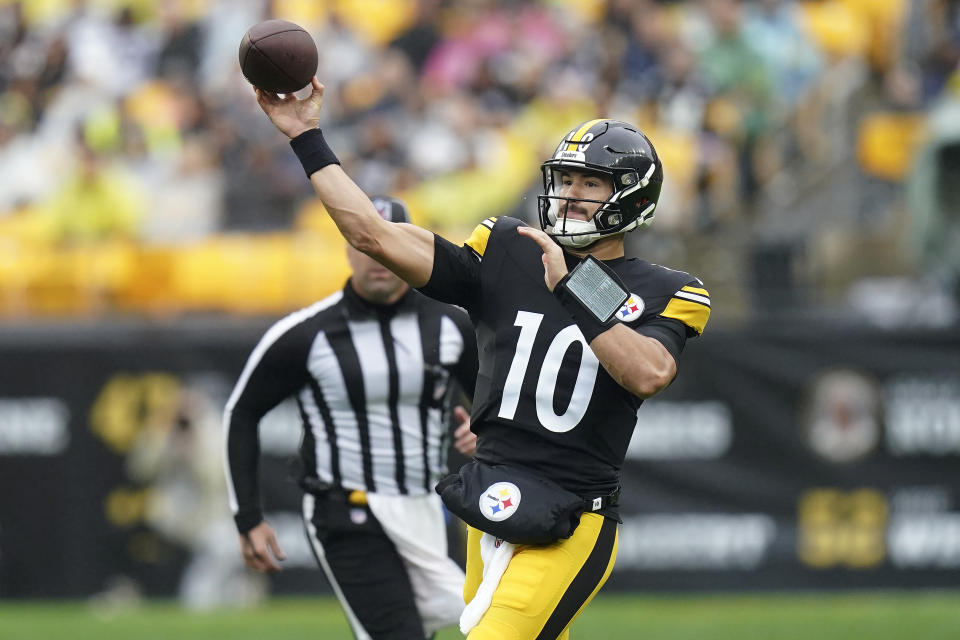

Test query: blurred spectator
[908,80,960,310]
[902,0,960,104]
[141,133,225,244]
[0,0,954,322]
[618,0,670,101]
[36,33,70,99]
[389,0,443,72]
[65,4,158,97]
[314,9,375,110]
[45,136,146,244]
[0,2,28,89]
[694,0,776,209]
[198,0,266,92]
[855,64,926,227]
[220,130,307,231]
[742,0,822,110]
[155,2,205,84]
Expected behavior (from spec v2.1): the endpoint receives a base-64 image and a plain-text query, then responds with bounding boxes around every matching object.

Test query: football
[239,19,318,94]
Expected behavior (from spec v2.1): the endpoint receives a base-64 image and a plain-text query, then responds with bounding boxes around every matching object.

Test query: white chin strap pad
[548,218,601,248]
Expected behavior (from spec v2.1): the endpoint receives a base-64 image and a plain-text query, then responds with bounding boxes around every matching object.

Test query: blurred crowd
[0,0,957,324]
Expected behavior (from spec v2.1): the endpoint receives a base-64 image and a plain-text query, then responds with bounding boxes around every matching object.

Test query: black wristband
[289,128,340,178]
[234,508,264,535]
[554,256,629,343]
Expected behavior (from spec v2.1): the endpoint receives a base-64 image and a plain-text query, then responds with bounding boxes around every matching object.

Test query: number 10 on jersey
[498,311,600,433]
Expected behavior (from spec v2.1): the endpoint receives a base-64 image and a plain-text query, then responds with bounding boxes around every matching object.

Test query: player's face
[556,170,614,222]
[346,245,408,304]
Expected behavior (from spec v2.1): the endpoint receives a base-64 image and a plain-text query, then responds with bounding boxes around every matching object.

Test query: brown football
[239,19,318,93]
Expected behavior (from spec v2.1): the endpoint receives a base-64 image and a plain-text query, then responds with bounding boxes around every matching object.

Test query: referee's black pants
[303,489,428,640]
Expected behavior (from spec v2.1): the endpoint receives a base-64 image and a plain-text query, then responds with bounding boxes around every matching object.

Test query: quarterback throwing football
[254,78,710,640]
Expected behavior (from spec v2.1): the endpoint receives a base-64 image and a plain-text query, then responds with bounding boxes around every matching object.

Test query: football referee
[224,197,479,640]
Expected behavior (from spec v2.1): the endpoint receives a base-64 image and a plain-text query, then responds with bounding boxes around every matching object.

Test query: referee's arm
[224,321,310,534]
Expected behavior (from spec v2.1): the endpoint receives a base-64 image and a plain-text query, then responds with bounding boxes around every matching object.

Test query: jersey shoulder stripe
[675,286,710,307]
[464,217,497,258]
[661,285,710,334]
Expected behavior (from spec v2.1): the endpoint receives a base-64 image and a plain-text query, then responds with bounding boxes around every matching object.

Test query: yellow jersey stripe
[661,298,711,334]
[565,119,606,151]
[465,218,496,257]
[681,286,709,297]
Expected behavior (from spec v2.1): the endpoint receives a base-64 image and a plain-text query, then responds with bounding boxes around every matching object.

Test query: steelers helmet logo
[480,482,521,522]
[616,294,645,322]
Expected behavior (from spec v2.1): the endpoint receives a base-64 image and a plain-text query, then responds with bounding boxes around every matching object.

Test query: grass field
[0,591,958,640]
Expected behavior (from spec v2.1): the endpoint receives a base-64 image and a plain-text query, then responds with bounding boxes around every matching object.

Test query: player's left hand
[452,406,477,457]
[517,225,567,292]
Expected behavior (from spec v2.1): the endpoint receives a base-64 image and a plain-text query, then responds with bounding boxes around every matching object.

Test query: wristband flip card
[564,256,629,322]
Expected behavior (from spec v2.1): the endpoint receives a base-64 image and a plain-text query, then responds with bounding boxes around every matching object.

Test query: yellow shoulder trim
[661,298,711,335]
[681,285,709,297]
[464,217,497,257]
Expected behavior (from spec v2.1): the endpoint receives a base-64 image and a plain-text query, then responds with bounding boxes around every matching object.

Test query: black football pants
[302,490,428,640]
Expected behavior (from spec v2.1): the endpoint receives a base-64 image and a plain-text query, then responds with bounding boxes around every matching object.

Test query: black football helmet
[538,119,663,248]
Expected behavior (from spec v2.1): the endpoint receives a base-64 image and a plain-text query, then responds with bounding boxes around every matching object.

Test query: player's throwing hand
[255,77,325,139]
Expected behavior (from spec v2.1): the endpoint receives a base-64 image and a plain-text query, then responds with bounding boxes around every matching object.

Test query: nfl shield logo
[350,508,368,525]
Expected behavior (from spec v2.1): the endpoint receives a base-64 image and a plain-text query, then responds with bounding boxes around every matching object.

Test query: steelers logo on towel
[480,482,521,522]
[616,294,645,322]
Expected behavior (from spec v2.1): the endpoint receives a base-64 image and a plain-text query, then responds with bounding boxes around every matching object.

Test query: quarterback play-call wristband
[290,128,340,178]
[554,255,629,343]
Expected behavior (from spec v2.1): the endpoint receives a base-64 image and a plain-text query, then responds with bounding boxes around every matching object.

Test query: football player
[254,79,710,640]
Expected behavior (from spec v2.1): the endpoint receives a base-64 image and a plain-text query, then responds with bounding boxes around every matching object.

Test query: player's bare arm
[588,325,676,398]
[517,225,676,399]
[255,78,435,287]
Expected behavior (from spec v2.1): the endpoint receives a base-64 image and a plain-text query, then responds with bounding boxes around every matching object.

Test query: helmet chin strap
[547,218,602,248]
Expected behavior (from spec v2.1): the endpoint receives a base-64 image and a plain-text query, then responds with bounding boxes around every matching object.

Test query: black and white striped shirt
[224,283,477,534]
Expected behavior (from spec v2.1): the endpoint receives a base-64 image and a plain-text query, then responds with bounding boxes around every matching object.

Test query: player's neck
[564,235,624,261]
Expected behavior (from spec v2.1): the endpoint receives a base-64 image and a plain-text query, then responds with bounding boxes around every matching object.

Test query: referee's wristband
[290,128,340,178]
[234,509,264,535]
[554,256,629,343]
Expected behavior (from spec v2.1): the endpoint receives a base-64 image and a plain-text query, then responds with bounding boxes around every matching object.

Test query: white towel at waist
[459,533,516,634]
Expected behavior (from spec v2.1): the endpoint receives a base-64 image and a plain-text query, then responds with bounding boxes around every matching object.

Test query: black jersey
[420,216,710,503]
